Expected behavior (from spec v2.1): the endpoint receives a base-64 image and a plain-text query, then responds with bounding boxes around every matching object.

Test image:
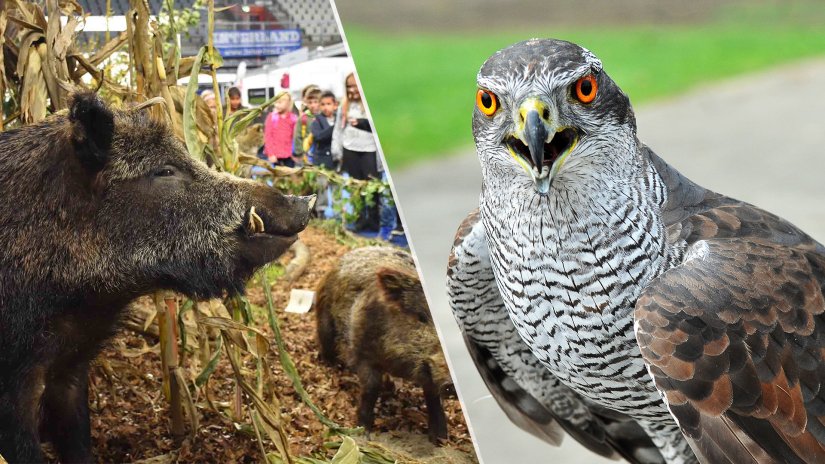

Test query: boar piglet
[315,246,454,444]
[0,92,313,463]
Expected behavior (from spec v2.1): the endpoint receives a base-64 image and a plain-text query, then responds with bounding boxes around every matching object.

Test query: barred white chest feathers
[481,142,671,408]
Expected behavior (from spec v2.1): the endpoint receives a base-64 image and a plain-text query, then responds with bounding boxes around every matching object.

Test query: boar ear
[69,91,114,169]
[376,268,431,324]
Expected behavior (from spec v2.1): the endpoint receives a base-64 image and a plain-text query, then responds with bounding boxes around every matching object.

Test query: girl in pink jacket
[264,93,298,166]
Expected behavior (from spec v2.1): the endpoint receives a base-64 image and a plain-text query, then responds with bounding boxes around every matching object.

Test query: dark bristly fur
[315,246,454,444]
[0,92,313,463]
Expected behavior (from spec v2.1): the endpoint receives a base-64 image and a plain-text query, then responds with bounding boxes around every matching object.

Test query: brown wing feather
[636,148,825,463]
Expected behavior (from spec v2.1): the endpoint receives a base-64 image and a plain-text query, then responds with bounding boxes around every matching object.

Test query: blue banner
[214,29,302,58]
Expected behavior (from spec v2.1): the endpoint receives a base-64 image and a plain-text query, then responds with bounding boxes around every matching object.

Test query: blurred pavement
[390,58,825,463]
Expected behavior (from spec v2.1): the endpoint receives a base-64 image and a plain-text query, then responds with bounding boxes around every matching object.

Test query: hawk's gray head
[474,39,637,195]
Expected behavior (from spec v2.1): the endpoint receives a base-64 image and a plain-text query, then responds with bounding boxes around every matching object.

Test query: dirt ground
[81,224,477,463]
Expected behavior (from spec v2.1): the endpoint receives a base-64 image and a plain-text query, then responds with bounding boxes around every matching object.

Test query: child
[294,87,322,163]
[332,73,380,231]
[332,73,376,181]
[225,86,245,116]
[201,89,217,116]
[309,91,337,170]
[264,93,298,167]
[308,91,338,218]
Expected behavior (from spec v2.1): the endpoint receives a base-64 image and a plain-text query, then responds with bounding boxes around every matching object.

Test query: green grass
[345,7,825,168]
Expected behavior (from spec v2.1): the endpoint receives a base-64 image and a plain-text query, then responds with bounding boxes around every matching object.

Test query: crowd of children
[200,74,401,242]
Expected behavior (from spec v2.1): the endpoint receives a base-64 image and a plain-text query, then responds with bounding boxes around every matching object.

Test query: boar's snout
[239,188,315,268]
[246,191,314,237]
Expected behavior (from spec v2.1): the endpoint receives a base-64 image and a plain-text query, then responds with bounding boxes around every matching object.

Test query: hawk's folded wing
[637,155,825,463]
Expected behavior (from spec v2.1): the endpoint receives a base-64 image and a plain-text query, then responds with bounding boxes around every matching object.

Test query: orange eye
[575,75,598,103]
[476,89,498,116]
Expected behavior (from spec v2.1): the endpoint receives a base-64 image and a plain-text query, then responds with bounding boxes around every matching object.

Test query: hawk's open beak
[525,110,547,174]
[504,99,578,194]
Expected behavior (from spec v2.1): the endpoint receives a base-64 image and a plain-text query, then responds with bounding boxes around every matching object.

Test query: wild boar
[315,246,453,444]
[0,92,313,463]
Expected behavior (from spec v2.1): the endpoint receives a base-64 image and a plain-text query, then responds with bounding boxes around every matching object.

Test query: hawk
[447,38,825,464]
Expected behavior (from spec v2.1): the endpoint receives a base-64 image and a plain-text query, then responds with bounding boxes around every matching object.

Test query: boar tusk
[304,194,317,212]
[249,206,265,234]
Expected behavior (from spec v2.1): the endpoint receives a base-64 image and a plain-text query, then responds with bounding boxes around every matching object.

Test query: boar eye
[151,165,177,178]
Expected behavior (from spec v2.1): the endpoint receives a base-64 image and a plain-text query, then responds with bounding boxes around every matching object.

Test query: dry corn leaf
[57,0,82,15]
[16,29,42,78]
[171,55,195,81]
[202,316,271,359]
[254,409,293,464]
[250,410,271,463]
[330,437,362,464]
[0,7,8,132]
[37,31,59,109]
[20,43,47,123]
[200,316,268,341]
[68,51,102,82]
[194,333,222,387]
[183,45,207,160]
[153,30,181,134]
[169,85,214,145]
[173,368,199,437]
[8,0,47,30]
[223,344,291,464]
[129,0,153,97]
[87,31,127,67]
[119,339,158,358]
[53,13,78,61]
[7,0,46,35]
[5,15,42,34]
[46,0,76,108]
